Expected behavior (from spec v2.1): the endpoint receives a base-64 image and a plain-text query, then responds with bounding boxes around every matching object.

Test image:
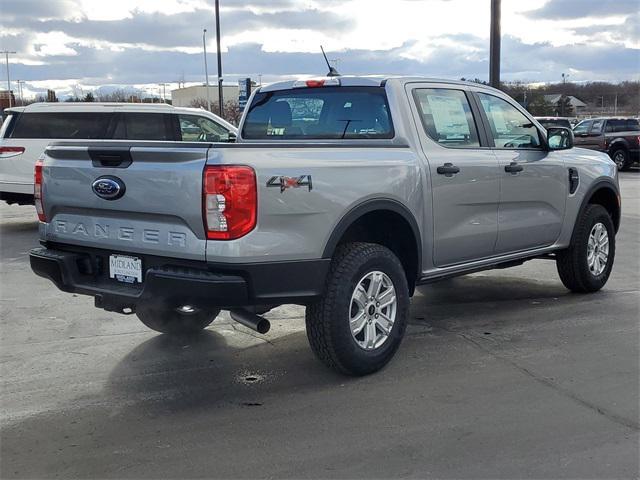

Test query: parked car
[30,76,620,375]
[0,102,237,205]
[573,117,640,171]
[535,116,572,130]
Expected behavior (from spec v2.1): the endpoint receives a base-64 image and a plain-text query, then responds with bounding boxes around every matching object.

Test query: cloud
[528,0,639,19]
[2,0,639,98]
[13,7,353,50]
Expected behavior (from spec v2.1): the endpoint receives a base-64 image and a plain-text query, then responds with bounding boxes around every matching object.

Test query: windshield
[242,86,394,140]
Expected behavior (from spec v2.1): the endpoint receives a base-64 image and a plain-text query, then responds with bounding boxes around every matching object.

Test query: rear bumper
[30,245,330,312]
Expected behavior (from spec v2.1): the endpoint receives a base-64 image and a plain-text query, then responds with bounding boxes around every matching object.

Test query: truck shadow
[100,274,577,416]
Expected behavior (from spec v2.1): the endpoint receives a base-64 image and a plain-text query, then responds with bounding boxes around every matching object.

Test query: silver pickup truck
[30,76,621,375]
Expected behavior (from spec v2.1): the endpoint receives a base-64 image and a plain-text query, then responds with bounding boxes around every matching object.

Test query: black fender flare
[322,198,422,275]
[572,179,621,237]
[607,138,630,155]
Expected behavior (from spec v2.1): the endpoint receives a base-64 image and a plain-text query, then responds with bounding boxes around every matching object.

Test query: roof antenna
[321,45,340,77]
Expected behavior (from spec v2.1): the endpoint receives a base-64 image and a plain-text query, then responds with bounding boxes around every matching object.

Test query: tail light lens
[0,146,25,158]
[34,157,46,222]
[203,165,256,240]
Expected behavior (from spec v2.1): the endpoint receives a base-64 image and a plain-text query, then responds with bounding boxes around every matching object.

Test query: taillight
[34,157,46,222]
[203,165,256,240]
[0,146,25,158]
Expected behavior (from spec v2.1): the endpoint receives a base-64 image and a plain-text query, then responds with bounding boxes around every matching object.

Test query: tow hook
[230,309,271,334]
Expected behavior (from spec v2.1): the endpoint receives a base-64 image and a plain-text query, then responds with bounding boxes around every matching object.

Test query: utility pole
[159,83,169,103]
[2,50,16,108]
[16,80,25,106]
[489,0,501,88]
[203,29,211,111]
[214,0,224,117]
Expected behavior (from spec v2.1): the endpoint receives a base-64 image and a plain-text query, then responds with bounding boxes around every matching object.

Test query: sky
[1,0,639,100]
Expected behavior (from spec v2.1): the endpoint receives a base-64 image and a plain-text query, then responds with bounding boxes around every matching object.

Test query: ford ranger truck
[30,77,621,375]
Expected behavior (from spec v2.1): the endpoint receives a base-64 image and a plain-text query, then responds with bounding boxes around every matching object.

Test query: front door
[411,86,500,267]
[475,92,567,254]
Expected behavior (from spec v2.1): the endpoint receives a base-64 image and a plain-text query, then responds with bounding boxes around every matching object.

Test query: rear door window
[10,112,112,139]
[413,88,480,147]
[112,113,174,141]
[242,86,393,139]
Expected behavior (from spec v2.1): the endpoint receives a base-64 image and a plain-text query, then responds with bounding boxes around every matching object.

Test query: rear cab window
[242,86,393,140]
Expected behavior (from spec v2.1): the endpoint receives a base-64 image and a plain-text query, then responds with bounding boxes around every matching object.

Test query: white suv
[0,102,237,204]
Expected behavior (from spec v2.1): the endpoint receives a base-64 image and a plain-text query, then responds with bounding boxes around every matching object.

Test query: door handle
[437,163,460,176]
[504,162,523,174]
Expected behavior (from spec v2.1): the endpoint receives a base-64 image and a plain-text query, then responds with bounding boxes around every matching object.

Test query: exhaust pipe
[230,309,271,334]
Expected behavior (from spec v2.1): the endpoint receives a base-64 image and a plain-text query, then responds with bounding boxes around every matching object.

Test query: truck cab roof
[259,75,503,94]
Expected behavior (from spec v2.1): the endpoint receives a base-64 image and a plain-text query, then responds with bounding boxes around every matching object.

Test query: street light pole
[214,0,224,117]
[489,0,501,88]
[203,29,211,112]
[2,50,16,108]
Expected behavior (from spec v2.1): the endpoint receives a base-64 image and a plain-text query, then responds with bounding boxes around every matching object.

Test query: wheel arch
[322,199,422,293]
[576,180,621,235]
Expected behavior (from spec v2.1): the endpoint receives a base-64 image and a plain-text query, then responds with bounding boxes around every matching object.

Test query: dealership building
[170,85,239,107]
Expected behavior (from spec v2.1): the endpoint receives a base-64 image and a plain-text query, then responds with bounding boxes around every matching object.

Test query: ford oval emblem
[92,176,125,200]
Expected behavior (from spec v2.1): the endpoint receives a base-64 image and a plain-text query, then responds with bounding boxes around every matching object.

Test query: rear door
[409,85,500,266]
[42,142,210,261]
[474,91,567,253]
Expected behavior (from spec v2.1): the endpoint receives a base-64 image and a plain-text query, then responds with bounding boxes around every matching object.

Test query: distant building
[544,94,587,114]
[0,90,16,111]
[171,85,239,108]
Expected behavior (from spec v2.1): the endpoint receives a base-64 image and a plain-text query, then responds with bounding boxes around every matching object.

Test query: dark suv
[573,117,640,171]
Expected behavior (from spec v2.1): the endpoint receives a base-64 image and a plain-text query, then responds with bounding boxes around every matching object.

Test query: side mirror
[227,131,237,142]
[547,127,573,150]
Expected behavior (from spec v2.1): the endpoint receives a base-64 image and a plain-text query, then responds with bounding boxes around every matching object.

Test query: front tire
[306,242,410,376]
[556,204,615,293]
[611,149,631,171]
[136,304,220,334]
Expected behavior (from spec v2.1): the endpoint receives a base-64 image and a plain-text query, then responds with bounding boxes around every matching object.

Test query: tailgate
[41,141,211,261]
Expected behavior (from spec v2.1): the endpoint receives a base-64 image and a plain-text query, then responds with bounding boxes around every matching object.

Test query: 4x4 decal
[266,175,313,193]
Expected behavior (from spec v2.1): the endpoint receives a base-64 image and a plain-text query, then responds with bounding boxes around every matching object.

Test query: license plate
[109,255,142,284]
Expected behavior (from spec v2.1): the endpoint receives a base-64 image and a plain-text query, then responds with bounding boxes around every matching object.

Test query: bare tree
[188,98,243,125]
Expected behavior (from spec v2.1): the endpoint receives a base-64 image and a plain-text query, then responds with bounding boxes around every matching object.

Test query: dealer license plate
[109,255,142,284]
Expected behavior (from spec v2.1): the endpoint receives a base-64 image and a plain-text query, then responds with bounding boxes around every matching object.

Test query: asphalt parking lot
[1,172,639,479]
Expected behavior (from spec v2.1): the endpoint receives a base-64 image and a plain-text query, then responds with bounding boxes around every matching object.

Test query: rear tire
[556,204,615,293]
[136,304,220,334]
[611,149,631,171]
[306,242,410,376]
